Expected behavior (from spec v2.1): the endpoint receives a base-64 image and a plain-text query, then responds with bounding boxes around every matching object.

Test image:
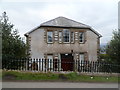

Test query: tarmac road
[2,82,118,88]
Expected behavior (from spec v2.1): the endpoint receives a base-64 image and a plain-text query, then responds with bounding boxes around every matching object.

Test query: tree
[106,30,120,64]
[0,12,28,69]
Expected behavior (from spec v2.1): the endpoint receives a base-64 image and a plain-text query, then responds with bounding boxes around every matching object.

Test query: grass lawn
[2,70,119,82]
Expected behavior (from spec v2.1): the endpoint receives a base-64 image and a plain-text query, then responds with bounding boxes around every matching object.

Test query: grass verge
[2,71,119,82]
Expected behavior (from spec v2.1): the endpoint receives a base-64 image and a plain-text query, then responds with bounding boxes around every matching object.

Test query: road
[2,82,118,88]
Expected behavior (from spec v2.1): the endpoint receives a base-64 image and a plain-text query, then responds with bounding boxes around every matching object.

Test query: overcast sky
[0,0,119,44]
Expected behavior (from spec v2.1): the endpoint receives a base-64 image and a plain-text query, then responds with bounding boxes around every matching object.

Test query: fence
[2,58,120,73]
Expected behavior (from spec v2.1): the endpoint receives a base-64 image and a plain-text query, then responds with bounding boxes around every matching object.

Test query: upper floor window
[46,30,85,44]
[79,32,84,43]
[71,32,74,43]
[47,31,53,43]
[63,29,70,43]
[59,31,62,43]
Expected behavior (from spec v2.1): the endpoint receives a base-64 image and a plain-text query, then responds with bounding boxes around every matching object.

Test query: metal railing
[2,58,120,73]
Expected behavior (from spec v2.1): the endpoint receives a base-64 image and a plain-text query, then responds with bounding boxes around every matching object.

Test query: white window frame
[79,53,85,61]
[59,31,62,43]
[63,29,70,43]
[79,53,85,66]
[47,55,53,71]
[71,31,74,43]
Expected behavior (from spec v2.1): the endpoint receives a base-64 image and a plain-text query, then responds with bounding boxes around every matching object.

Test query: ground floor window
[79,53,85,67]
[47,55,53,70]
[79,53,84,61]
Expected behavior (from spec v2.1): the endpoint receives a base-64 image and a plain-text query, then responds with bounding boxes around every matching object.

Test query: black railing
[2,58,120,73]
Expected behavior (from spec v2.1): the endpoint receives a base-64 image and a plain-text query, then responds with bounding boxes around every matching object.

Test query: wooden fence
[2,58,120,73]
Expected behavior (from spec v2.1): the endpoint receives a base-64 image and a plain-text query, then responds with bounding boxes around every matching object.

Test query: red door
[61,54,74,71]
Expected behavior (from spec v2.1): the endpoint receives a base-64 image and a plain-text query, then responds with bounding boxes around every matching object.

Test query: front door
[61,54,74,71]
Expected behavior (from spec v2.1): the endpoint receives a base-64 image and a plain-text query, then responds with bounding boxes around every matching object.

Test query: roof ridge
[40,16,60,25]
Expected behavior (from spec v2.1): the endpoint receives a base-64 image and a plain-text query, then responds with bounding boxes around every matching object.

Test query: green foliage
[66,72,78,79]
[99,54,109,61]
[106,30,120,64]
[0,12,28,69]
[2,71,119,82]
[2,71,59,81]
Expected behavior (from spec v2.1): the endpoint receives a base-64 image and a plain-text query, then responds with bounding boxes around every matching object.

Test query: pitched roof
[25,16,102,37]
[40,16,90,28]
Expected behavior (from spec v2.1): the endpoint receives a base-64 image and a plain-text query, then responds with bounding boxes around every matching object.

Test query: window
[71,32,74,43]
[79,53,85,67]
[47,29,75,43]
[47,55,53,70]
[63,29,70,43]
[59,31,62,43]
[79,53,84,61]
[79,32,84,43]
[47,31,53,43]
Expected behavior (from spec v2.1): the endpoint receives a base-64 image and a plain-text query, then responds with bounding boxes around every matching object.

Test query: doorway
[61,54,74,71]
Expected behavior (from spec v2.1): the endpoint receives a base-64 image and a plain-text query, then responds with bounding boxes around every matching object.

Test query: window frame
[47,54,53,70]
[47,31,54,43]
[71,31,74,43]
[79,53,85,67]
[79,32,85,43]
[59,31,62,43]
[63,29,70,43]
[79,53,85,61]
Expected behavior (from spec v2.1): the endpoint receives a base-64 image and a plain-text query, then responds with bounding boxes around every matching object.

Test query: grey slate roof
[40,16,90,28]
[25,16,102,37]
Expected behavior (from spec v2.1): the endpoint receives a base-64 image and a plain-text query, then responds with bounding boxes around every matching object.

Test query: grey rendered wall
[29,28,45,58]
[86,30,98,61]
[29,28,99,61]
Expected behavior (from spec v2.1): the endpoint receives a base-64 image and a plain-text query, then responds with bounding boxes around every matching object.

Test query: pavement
[2,82,119,88]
